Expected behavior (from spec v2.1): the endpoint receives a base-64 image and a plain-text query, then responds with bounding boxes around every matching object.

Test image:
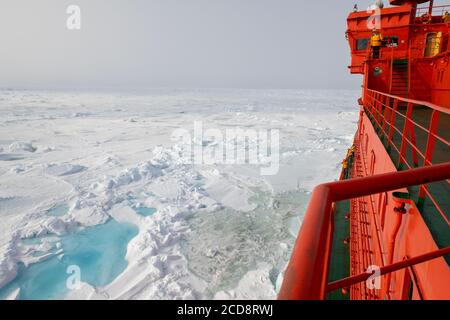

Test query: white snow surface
[0,89,359,300]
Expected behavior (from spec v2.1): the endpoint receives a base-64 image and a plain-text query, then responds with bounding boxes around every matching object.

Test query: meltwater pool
[0,219,138,300]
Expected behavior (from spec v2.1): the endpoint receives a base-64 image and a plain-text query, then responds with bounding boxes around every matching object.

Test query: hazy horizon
[1,0,445,91]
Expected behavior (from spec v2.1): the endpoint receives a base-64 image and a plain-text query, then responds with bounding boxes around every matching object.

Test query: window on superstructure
[424,32,442,57]
[356,38,369,50]
[385,36,399,48]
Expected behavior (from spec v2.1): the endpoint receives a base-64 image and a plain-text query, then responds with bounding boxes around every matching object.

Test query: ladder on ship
[390,60,409,98]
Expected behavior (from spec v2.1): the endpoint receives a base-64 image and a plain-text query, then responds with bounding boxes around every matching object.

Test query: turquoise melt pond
[0,219,138,300]
[133,206,156,217]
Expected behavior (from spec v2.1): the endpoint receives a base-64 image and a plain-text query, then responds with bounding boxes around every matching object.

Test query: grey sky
[0,1,444,90]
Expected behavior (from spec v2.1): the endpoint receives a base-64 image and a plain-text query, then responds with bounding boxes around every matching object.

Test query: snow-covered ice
[0,88,359,300]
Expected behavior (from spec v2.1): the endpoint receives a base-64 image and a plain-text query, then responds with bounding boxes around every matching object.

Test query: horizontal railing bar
[367,89,450,115]
[365,108,405,163]
[366,93,450,233]
[369,95,450,147]
[279,163,450,300]
[328,162,450,202]
[417,5,450,9]
[364,107,415,168]
[365,103,450,170]
[327,246,450,293]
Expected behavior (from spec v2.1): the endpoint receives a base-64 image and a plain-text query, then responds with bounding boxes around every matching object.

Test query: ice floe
[0,89,358,300]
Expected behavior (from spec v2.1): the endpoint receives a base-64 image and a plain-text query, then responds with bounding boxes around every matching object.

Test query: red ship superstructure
[279,0,450,300]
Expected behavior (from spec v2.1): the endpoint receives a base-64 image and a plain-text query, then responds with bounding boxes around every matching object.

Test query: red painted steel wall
[347,4,450,108]
[358,112,449,299]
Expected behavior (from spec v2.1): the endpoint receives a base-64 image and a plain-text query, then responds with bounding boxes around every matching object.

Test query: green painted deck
[326,104,448,299]
[327,200,350,300]
[327,106,448,299]
[369,106,450,264]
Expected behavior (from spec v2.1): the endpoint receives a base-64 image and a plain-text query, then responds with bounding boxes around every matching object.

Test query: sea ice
[0,88,358,300]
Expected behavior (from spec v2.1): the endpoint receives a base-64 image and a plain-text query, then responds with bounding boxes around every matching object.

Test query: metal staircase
[390,60,409,98]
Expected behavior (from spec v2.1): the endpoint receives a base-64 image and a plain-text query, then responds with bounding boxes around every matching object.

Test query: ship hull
[332,108,450,300]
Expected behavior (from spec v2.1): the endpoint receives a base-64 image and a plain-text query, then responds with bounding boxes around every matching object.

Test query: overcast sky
[0,1,443,90]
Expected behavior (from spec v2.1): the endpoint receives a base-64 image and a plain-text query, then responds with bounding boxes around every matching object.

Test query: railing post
[278,185,334,300]
[382,96,391,137]
[279,163,450,300]
[429,0,434,16]
[409,119,419,167]
[370,93,375,120]
[377,94,383,126]
[399,102,413,169]
[378,95,383,127]
[374,93,379,123]
[418,110,440,208]
[370,93,377,120]
[423,110,440,166]
[374,93,379,125]
[388,99,398,151]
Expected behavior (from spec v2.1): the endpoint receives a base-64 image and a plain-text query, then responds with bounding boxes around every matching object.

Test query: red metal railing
[364,89,450,225]
[278,162,450,300]
[416,4,450,18]
[327,246,450,293]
